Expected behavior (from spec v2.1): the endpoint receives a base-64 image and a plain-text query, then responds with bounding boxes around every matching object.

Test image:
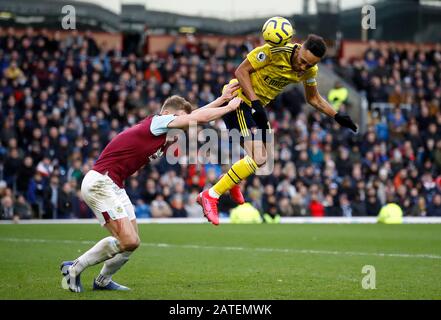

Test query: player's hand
[227,97,242,111]
[221,82,240,102]
[334,112,358,133]
[251,100,270,129]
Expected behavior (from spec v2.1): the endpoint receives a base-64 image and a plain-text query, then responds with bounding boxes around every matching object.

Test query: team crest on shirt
[257,52,266,62]
[116,206,123,213]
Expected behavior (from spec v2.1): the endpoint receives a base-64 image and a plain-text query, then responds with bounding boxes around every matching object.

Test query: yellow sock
[211,156,257,196]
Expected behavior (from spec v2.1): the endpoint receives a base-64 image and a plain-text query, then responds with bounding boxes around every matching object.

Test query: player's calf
[104,217,140,252]
[244,140,267,167]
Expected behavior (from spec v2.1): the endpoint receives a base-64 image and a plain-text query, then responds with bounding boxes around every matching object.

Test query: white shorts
[81,170,136,226]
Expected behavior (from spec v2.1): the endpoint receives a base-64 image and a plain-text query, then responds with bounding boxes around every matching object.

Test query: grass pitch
[0,223,440,300]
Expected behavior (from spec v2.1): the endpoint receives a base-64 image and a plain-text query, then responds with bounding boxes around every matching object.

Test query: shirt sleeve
[302,65,318,87]
[150,115,177,136]
[302,66,318,86]
[246,44,272,71]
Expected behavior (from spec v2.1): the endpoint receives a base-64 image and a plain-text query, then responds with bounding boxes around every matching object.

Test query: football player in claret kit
[198,18,358,225]
[60,82,241,292]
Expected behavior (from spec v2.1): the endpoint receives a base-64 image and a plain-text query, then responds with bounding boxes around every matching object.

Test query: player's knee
[252,153,267,167]
[120,235,140,252]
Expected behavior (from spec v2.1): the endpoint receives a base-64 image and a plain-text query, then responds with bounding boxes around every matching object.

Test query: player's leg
[62,217,138,292]
[91,216,138,291]
[210,103,267,196]
[213,139,266,191]
[77,217,137,269]
[61,171,137,292]
[94,198,138,290]
[198,103,262,225]
[204,139,265,214]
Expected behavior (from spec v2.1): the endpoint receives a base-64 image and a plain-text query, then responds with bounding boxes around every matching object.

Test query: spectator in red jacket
[309,193,325,217]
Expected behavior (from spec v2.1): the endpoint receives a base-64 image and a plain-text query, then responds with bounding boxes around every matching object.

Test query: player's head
[292,34,326,72]
[160,95,193,115]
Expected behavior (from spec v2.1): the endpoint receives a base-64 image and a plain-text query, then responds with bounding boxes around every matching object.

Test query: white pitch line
[0,237,440,260]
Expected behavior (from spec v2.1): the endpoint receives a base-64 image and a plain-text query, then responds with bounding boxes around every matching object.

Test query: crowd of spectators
[329,40,441,217]
[1,28,441,222]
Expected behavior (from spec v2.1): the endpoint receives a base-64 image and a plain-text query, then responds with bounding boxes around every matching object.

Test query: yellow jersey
[230,43,318,107]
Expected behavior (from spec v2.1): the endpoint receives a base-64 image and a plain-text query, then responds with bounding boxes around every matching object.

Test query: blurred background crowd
[1,27,441,221]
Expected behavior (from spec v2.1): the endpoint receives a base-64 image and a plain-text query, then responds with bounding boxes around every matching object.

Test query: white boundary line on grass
[1,217,441,224]
[0,237,440,260]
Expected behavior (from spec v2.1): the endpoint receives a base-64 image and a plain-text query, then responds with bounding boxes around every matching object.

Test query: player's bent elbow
[234,68,241,79]
[234,66,248,79]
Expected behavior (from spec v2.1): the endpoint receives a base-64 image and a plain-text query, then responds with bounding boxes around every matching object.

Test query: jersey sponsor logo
[263,75,290,89]
[148,148,164,161]
[257,52,266,62]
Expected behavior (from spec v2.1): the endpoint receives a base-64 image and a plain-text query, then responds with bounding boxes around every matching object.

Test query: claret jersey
[92,115,175,188]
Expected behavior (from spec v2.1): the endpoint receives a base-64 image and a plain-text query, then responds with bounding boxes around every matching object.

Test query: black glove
[251,100,269,129]
[334,112,358,132]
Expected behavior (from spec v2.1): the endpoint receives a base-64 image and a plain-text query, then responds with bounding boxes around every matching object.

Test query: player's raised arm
[235,46,271,128]
[304,83,337,118]
[296,35,357,133]
[304,83,357,133]
[167,97,242,129]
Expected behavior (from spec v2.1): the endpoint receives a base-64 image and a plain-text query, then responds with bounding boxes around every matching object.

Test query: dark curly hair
[304,34,327,58]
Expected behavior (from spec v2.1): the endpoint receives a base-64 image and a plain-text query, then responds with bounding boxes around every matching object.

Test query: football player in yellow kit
[198,34,358,225]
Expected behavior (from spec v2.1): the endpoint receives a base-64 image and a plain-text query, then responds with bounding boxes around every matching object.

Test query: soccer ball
[261,16,294,47]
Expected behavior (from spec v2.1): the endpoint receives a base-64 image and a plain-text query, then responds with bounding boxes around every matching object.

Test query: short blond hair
[160,95,193,114]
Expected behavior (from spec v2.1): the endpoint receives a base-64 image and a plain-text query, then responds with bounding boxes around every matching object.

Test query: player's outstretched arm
[303,84,358,132]
[191,82,240,114]
[167,97,242,129]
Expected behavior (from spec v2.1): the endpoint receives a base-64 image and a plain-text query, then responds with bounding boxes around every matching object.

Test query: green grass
[0,223,440,299]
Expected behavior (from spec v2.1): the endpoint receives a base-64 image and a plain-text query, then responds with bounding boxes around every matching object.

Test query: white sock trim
[208,188,220,199]
[95,274,111,286]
